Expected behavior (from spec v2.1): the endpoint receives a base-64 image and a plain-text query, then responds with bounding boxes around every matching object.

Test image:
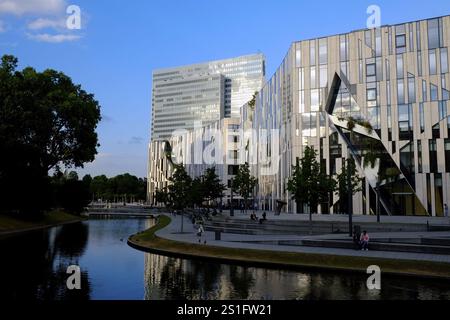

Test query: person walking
[360,231,370,251]
[444,204,449,218]
[197,223,205,244]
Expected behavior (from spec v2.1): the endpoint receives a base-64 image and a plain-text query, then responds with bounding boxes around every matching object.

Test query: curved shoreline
[128,215,450,280]
[0,216,86,239]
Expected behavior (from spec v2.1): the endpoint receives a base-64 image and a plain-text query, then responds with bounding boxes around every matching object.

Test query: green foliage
[247,92,257,110]
[168,164,192,211]
[335,158,363,213]
[89,173,147,202]
[0,55,101,216]
[232,162,257,210]
[287,146,335,213]
[52,174,90,215]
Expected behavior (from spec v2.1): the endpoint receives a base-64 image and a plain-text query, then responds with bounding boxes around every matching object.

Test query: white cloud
[0,0,65,16]
[27,32,81,43]
[27,17,65,30]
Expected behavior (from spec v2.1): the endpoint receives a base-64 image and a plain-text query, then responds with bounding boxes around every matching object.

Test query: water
[0,218,449,300]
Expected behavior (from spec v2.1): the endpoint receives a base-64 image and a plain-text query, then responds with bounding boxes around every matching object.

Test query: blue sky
[0,0,449,178]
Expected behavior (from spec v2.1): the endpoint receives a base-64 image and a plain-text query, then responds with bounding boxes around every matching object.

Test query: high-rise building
[151,54,265,140]
[148,54,265,202]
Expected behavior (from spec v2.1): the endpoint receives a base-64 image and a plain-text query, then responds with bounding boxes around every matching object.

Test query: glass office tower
[151,54,265,140]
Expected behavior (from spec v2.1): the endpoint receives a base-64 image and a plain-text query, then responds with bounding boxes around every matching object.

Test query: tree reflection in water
[0,222,91,300]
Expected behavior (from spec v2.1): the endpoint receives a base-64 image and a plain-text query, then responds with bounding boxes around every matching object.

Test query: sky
[0,0,449,178]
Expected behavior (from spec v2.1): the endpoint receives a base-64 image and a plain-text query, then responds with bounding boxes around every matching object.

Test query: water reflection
[0,222,91,300]
[1,218,449,300]
[143,254,450,300]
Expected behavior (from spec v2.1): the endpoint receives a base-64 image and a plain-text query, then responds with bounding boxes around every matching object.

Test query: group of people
[250,211,267,224]
[353,228,370,251]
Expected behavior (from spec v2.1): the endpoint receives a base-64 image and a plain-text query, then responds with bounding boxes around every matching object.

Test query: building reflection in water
[143,250,450,300]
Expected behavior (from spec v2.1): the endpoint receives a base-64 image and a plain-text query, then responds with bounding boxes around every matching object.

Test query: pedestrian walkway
[155,214,450,264]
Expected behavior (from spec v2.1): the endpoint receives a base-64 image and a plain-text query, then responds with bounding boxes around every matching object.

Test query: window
[396,34,406,53]
[319,65,327,88]
[419,103,425,133]
[417,51,423,76]
[368,107,380,129]
[396,55,404,79]
[441,48,449,73]
[375,28,382,57]
[298,68,304,90]
[427,18,441,49]
[310,41,316,65]
[386,80,391,105]
[439,101,447,120]
[340,35,348,61]
[310,89,320,112]
[431,83,438,101]
[319,38,327,65]
[422,80,427,102]
[302,113,317,137]
[397,79,405,104]
[299,90,305,113]
[429,49,437,75]
[366,63,376,77]
[296,47,302,67]
[429,140,438,173]
[310,67,316,89]
[367,88,377,101]
[416,22,421,50]
[408,75,416,103]
[398,104,412,139]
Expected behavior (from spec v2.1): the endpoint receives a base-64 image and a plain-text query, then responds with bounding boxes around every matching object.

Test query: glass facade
[252,15,450,216]
[151,54,265,140]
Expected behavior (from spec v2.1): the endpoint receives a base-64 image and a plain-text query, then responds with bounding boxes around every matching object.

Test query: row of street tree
[156,146,362,216]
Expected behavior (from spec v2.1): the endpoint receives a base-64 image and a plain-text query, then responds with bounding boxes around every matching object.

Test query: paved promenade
[155,214,450,264]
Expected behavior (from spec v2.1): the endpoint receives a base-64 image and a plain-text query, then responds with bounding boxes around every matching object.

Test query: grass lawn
[129,215,450,279]
[0,211,84,233]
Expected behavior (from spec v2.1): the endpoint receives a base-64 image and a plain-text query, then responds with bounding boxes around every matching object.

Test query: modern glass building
[251,15,450,216]
[151,54,265,140]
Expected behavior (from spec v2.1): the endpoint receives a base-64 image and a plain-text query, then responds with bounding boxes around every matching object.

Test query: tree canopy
[287,146,335,214]
[0,55,101,215]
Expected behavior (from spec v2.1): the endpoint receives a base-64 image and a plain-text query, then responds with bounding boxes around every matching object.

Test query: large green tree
[0,55,101,215]
[335,158,363,214]
[168,165,192,211]
[201,167,226,211]
[287,146,335,219]
[232,162,257,212]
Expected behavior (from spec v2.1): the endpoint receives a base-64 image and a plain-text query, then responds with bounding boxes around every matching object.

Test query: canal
[0,218,449,300]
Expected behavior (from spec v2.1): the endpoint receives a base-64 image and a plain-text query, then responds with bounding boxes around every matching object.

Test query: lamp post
[347,158,354,237]
[230,178,234,217]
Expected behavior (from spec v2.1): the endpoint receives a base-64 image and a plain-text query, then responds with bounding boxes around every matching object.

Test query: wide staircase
[204,216,429,236]
[204,216,450,255]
